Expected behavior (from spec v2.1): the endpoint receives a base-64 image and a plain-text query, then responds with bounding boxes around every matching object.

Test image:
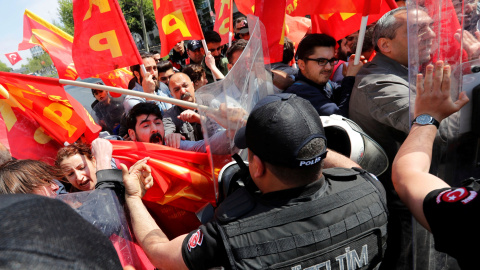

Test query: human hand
[344,54,367,77]
[207,103,248,130]
[178,110,201,123]
[142,73,156,94]
[165,133,186,149]
[121,157,153,200]
[205,51,216,70]
[454,29,480,60]
[415,61,469,122]
[91,138,113,170]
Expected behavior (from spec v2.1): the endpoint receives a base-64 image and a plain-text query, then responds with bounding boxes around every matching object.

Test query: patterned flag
[18,9,78,80]
[0,72,101,145]
[152,0,204,57]
[72,0,143,79]
[4,52,22,66]
[214,0,233,45]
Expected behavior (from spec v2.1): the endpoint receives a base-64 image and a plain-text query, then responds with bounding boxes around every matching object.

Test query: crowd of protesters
[3,4,480,269]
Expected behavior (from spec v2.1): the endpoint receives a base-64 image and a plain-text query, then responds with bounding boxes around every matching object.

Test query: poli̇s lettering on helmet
[320,114,388,176]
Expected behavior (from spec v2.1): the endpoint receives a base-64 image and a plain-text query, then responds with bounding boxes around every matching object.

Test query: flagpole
[201,39,217,82]
[58,79,212,112]
[354,16,369,65]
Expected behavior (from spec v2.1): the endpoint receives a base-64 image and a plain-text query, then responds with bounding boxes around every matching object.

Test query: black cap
[187,40,202,51]
[0,194,122,269]
[235,93,327,168]
[237,22,249,34]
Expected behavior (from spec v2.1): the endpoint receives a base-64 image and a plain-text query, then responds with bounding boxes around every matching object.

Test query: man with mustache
[162,73,204,147]
[285,33,364,117]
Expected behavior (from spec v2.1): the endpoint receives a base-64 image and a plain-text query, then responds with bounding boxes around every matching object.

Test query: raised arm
[392,61,469,231]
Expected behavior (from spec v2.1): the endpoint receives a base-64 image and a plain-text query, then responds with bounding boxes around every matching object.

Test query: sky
[0,0,60,69]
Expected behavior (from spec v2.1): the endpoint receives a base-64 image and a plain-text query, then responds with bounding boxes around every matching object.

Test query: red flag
[4,52,22,66]
[311,0,397,41]
[0,72,100,145]
[235,0,254,15]
[153,0,205,57]
[286,0,363,16]
[214,0,233,45]
[72,0,143,79]
[255,0,285,64]
[285,15,311,49]
[93,67,133,97]
[18,10,78,80]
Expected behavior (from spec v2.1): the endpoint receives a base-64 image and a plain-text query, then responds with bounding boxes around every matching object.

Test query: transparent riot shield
[57,190,153,269]
[92,94,125,135]
[408,0,479,268]
[196,15,276,203]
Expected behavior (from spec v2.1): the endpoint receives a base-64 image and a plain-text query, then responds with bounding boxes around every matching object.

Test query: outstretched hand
[454,29,480,60]
[415,61,469,122]
[121,157,153,200]
[91,138,113,170]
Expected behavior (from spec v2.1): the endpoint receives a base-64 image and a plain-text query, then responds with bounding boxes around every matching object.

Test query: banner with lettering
[0,72,100,145]
[153,0,204,57]
[214,0,233,45]
[18,9,78,80]
[72,0,142,79]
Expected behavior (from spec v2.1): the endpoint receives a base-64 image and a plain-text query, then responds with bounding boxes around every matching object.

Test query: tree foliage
[55,0,156,37]
[0,61,10,72]
[22,53,54,74]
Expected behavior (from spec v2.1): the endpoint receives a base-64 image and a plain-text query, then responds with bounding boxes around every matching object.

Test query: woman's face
[195,72,207,90]
[33,181,59,197]
[59,154,97,191]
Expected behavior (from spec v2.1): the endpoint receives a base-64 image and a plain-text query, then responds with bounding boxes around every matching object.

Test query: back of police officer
[181,93,388,269]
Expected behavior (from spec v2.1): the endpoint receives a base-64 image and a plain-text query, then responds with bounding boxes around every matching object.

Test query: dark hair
[183,64,205,84]
[264,138,325,186]
[226,39,248,64]
[204,30,222,44]
[126,102,163,131]
[373,7,407,52]
[130,52,154,75]
[157,60,173,73]
[0,159,63,195]
[55,143,93,169]
[296,34,336,60]
[151,50,159,54]
[282,37,295,64]
[352,25,376,54]
[234,16,247,31]
[140,51,153,59]
[91,82,105,97]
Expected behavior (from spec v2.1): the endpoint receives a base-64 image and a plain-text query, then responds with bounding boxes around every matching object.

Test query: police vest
[213,167,388,270]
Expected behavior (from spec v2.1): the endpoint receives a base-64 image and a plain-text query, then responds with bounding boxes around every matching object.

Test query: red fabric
[284,15,311,49]
[255,0,285,64]
[93,67,133,97]
[286,0,363,17]
[18,9,78,80]
[235,0,254,15]
[153,0,205,57]
[214,0,233,45]
[311,0,396,41]
[0,72,100,145]
[72,0,142,79]
[4,52,22,66]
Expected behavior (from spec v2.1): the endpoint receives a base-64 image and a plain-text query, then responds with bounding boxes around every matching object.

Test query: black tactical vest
[214,167,388,270]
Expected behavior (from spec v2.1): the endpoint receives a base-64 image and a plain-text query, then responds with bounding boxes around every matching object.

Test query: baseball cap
[237,21,249,34]
[188,40,202,51]
[235,93,327,168]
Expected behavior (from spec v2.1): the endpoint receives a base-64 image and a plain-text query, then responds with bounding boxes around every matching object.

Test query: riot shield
[407,0,479,268]
[195,15,276,203]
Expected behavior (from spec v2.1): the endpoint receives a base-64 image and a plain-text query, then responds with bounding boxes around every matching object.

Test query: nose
[74,170,83,181]
[52,181,59,192]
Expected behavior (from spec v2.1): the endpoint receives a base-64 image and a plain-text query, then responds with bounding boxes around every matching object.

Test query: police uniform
[423,178,480,269]
[182,168,388,270]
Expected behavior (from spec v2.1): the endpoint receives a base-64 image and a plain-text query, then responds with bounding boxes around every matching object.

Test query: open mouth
[78,179,91,189]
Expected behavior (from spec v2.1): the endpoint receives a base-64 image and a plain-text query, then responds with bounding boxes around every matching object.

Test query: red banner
[285,15,311,49]
[153,0,205,57]
[255,0,285,64]
[18,9,78,80]
[4,52,22,66]
[235,0,254,15]
[93,67,133,97]
[72,0,142,79]
[286,0,363,16]
[214,0,233,45]
[0,72,100,145]
[311,0,397,41]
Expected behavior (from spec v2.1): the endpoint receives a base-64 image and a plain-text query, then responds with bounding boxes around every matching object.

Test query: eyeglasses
[305,57,339,66]
[208,46,223,52]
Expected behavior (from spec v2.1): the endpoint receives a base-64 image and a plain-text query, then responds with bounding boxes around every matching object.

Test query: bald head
[168,72,196,103]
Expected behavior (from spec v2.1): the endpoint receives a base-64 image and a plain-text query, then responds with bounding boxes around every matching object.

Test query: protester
[169,40,189,71]
[237,21,251,41]
[151,50,161,63]
[0,159,64,197]
[271,37,298,79]
[285,33,365,117]
[91,85,125,135]
[157,60,175,86]
[392,61,471,268]
[163,73,203,142]
[123,52,172,114]
[203,30,229,83]
[55,138,119,192]
[186,40,205,65]
[183,64,208,90]
[349,7,437,269]
[233,16,247,40]
[122,93,386,269]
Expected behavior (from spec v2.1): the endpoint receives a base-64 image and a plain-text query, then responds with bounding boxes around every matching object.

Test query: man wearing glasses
[285,33,364,117]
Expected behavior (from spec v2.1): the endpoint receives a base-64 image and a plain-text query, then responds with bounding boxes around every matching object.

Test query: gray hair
[373,7,408,52]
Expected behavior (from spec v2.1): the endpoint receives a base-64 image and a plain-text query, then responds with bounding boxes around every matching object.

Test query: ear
[250,154,266,178]
[377,37,390,53]
[297,59,306,71]
[128,129,136,141]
